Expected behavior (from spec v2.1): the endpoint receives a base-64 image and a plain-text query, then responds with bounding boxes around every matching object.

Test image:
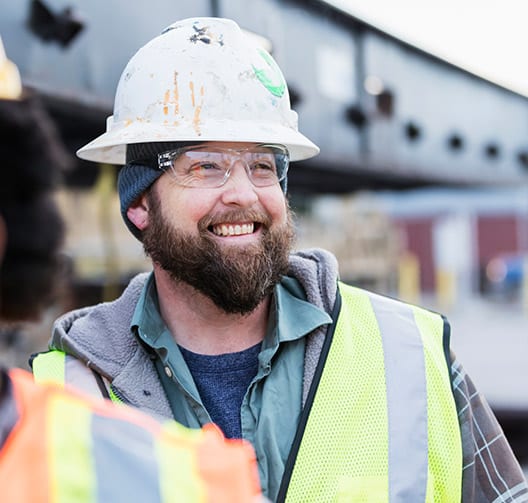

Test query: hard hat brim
[77,118,320,165]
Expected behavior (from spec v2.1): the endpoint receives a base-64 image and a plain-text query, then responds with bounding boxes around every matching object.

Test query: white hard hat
[0,36,22,100]
[77,17,319,164]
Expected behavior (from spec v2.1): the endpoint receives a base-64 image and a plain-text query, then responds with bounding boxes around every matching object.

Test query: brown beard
[142,189,295,314]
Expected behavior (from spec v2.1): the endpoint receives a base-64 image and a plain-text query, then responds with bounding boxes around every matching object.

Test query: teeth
[213,223,254,236]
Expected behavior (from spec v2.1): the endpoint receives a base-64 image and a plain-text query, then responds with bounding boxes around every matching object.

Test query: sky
[325,0,528,97]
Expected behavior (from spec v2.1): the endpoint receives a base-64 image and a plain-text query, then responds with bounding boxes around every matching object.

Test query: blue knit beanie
[118,142,288,240]
[118,142,192,240]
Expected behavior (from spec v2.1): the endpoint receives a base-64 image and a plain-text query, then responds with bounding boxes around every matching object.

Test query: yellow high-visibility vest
[279,282,462,502]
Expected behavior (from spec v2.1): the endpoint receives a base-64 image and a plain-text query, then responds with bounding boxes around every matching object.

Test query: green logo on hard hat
[252,48,286,98]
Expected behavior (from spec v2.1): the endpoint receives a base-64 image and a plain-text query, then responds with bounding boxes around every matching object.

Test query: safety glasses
[158,144,289,188]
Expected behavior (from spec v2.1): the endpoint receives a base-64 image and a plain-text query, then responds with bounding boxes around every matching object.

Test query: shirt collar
[131,273,331,350]
[131,272,165,345]
[272,276,331,344]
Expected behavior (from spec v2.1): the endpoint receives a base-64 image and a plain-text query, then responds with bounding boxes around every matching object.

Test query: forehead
[192,141,260,150]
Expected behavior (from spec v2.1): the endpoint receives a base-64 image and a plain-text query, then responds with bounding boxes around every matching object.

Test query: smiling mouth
[210,222,259,236]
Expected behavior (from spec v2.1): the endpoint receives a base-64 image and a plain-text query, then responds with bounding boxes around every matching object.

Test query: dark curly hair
[0,96,71,321]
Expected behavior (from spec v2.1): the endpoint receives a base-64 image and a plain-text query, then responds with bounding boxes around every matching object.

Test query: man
[0,36,262,502]
[32,17,528,502]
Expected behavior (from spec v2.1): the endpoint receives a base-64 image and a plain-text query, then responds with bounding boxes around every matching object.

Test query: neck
[153,268,271,355]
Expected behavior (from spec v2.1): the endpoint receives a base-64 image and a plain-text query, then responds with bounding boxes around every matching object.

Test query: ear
[126,194,150,231]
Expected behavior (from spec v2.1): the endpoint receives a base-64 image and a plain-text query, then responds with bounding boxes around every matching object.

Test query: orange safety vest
[0,368,261,503]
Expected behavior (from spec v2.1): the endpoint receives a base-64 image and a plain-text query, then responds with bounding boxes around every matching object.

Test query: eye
[188,162,223,174]
[251,161,277,177]
[256,162,274,170]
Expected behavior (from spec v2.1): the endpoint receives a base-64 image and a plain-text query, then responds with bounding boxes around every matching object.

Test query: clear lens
[158,144,289,188]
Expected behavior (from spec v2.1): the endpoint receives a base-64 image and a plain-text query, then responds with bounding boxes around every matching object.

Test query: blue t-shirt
[178,343,261,438]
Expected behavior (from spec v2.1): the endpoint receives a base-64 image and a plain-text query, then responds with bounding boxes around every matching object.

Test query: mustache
[198,208,272,231]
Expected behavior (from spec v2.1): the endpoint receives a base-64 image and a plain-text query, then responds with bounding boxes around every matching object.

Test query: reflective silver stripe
[369,293,428,503]
[91,414,161,501]
[64,355,106,398]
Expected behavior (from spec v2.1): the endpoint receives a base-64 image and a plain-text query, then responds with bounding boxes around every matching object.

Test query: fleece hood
[49,248,339,416]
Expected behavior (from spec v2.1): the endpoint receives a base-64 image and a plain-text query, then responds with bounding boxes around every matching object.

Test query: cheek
[263,191,288,223]
[174,193,215,230]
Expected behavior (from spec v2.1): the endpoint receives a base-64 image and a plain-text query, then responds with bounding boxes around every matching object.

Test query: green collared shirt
[131,273,331,501]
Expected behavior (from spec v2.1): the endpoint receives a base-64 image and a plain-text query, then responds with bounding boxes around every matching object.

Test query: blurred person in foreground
[32,17,527,502]
[0,37,262,502]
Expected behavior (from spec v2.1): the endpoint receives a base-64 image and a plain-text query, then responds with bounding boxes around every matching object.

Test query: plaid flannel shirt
[452,358,528,501]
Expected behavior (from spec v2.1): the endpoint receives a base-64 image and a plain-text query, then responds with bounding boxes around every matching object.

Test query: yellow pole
[435,269,457,311]
[398,251,420,305]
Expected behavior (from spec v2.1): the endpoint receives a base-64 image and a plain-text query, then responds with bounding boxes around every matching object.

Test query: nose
[220,161,258,207]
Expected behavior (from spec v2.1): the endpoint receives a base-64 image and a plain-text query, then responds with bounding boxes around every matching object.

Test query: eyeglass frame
[157,143,290,189]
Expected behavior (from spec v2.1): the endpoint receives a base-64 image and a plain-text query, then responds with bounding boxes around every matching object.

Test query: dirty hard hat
[77,17,319,164]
